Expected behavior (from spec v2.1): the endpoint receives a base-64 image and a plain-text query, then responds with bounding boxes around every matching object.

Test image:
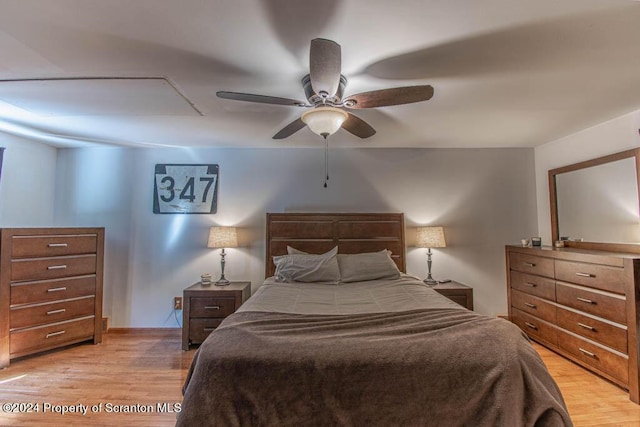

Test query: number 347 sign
[153,164,218,214]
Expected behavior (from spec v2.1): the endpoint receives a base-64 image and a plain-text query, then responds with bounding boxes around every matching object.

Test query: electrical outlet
[174,296,183,310]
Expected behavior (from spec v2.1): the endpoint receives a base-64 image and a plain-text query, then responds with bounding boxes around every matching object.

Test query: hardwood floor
[0,329,193,426]
[0,330,639,426]
[534,343,640,426]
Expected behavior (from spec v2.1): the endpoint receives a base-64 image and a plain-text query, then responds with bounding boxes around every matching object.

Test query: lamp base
[423,278,438,286]
[215,278,230,286]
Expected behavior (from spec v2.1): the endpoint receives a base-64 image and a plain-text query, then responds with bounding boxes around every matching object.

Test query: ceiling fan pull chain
[324,135,329,188]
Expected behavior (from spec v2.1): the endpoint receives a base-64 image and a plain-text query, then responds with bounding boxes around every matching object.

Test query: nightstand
[182,281,251,350]
[431,281,474,310]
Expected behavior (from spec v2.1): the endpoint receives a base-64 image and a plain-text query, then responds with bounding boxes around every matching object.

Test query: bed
[177,213,572,426]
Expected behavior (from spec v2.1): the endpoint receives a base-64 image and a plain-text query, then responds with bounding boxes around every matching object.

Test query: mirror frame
[549,147,640,253]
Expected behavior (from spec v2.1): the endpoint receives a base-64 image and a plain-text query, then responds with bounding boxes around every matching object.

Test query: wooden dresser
[0,228,104,367]
[506,245,640,402]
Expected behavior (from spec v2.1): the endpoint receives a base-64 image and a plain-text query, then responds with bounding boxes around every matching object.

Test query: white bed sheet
[237,274,465,315]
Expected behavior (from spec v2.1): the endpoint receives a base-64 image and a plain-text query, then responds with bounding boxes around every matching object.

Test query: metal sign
[153,164,218,214]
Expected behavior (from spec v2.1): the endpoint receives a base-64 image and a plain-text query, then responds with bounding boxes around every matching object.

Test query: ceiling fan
[217,38,435,140]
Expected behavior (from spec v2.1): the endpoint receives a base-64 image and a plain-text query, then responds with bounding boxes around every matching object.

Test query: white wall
[7,104,640,327]
[0,133,57,226]
[55,146,537,327]
[535,110,640,243]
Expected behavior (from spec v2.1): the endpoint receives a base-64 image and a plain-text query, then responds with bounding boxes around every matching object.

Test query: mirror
[549,148,640,251]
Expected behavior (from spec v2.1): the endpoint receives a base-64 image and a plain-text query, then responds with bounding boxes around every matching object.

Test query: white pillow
[273,246,340,283]
[337,250,401,283]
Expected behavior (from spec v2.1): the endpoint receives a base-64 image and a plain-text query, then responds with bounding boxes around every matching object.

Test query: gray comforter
[178,304,572,426]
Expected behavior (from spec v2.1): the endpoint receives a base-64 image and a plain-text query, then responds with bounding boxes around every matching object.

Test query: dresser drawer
[511,309,557,346]
[510,271,556,300]
[10,316,95,357]
[11,235,97,259]
[189,318,224,344]
[11,276,96,305]
[11,255,97,282]
[557,306,627,354]
[557,329,628,385]
[556,282,626,324]
[555,260,625,294]
[190,297,236,318]
[10,297,96,330]
[509,253,554,277]
[511,290,556,323]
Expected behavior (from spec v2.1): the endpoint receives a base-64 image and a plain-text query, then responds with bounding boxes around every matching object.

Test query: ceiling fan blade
[217,91,307,107]
[309,38,341,98]
[273,117,307,139]
[343,85,434,109]
[342,112,376,139]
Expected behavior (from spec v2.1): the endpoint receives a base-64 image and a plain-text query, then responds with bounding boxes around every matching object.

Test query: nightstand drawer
[431,281,473,310]
[190,297,236,318]
[444,294,469,308]
[189,319,224,344]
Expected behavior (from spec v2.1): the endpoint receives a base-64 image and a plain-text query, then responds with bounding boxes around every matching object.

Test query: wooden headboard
[265,212,406,277]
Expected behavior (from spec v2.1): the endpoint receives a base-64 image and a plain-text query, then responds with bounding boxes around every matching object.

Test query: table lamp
[416,226,447,285]
[207,226,238,286]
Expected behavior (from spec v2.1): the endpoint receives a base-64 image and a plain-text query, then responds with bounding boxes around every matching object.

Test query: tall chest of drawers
[0,228,104,367]
[506,245,640,402]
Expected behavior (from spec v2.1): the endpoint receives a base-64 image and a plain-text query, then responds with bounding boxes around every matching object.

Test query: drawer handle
[205,305,221,310]
[577,322,595,331]
[48,243,68,248]
[47,265,67,270]
[46,309,66,315]
[578,347,597,358]
[47,287,67,292]
[45,330,66,338]
[524,302,537,309]
[203,328,216,332]
[525,282,537,288]
[575,272,595,278]
[577,297,595,304]
[524,322,538,330]
[523,262,536,267]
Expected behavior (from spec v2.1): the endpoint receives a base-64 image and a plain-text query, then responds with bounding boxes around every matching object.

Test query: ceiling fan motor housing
[302,74,347,105]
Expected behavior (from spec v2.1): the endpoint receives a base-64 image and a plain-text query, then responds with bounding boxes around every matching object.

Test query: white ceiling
[0,0,639,148]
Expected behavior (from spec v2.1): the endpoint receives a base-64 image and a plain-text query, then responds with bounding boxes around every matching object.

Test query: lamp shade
[416,226,446,248]
[301,106,348,137]
[207,226,238,249]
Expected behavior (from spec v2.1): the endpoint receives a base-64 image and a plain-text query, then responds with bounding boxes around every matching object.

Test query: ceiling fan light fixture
[301,106,348,137]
